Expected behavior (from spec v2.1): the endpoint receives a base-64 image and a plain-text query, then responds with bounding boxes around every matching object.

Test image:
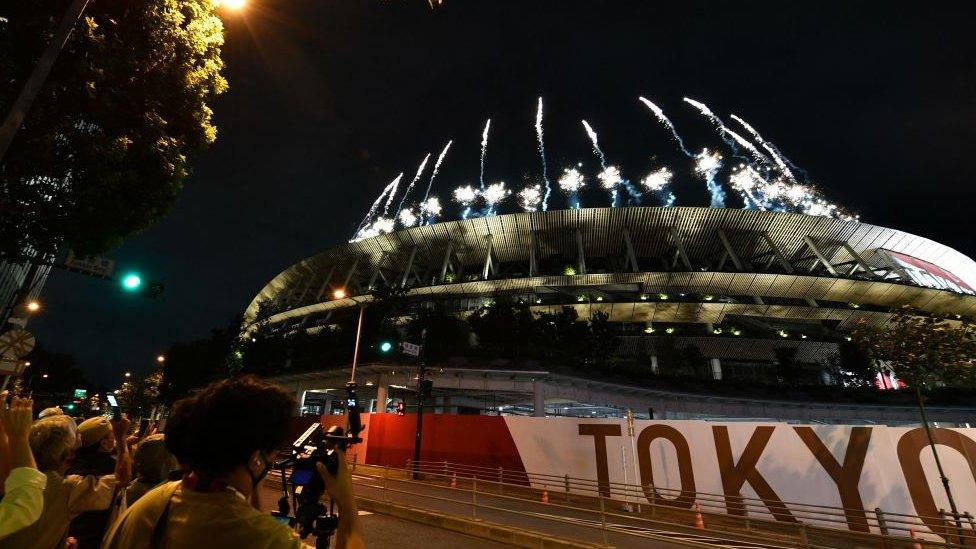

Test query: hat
[38,407,64,419]
[134,434,179,483]
[78,417,112,448]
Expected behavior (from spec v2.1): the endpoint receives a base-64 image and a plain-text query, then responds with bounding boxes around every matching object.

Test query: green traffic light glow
[122,274,142,290]
[379,341,393,353]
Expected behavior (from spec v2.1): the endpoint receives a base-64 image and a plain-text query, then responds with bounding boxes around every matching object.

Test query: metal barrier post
[875,507,889,536]
[599,495,609,546]
[797,523,809,548]
[383,465,389,500]
[472,476,478,519]
[565,474,571,503]
[940,509,951,548]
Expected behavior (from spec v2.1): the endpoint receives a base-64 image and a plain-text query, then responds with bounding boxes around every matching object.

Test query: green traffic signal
[121,273,143,290]
[379,341,394,353]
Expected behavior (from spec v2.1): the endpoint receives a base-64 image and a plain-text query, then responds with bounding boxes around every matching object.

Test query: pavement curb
[357,496,608,549]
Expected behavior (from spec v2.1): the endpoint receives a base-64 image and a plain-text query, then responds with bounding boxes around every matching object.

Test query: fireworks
[581,120,607,167]
[453,185,478,205]
[483,181,510,205]
[597,166,623,190]
[535,97,551,211]
[421,140,453,204]
[349,95,856,241]
[638,97,692,157]
[381,173,404,216]
[396,153,432,214]
[558,167,585,192]
[479,118,491,191]
[398,208,418,227]
[694,149,725,208]
[641,167,673,191]
[519,184,543,211]
[420,196,442,218]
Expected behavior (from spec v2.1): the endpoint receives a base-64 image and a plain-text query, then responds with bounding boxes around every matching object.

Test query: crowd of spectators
[0,375,363,549]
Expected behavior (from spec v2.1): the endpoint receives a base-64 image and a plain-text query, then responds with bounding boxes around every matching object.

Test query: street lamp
[156,355,165,363]
[41,374,49,379]
[25,300,41,313]
[214,0,247,10]
[333,288,347,300]
[124,371,132,378]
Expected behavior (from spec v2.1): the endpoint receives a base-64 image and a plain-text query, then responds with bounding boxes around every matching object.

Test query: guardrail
[404,459,976,548]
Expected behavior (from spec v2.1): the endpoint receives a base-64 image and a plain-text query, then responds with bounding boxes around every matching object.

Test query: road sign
[63,250,116,278]
[0,329,34,358]
[402,342,422,357]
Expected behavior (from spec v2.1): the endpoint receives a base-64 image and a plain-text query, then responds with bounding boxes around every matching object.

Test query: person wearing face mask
[66,415,129,547]
[102,375,364,549]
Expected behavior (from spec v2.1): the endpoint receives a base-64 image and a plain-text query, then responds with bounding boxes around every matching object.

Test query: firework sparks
[728,164,768,209]
[730,114,800,182]
[483,181,510,207]
[419,196,442,219]
[694,149,725,208]
[479,119,491,191]
[398,208,418,227]
[453,185,478,205]
[581,120,607,167]
[421,140,453,204]
[353,173,402,239]
[722,128,773,167]
[558,167,585,209]
[641,167,673,191]
[638,97,692,157]
[535,97,551,211]
[396,153,432,214]
[684,97,743,158]
[519,184,542,211]
[381,173,404,216]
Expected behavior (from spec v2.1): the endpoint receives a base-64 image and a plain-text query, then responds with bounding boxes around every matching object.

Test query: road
[344,470,798,549]
[257,480,507,548]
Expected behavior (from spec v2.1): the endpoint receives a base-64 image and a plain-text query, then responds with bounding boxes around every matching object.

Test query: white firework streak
[519,184,542,212]
[683,97,742,156]
[581,120,607,167]
[421,140,453,204]
[730,114,800,182]
[535,97,551,211]
[638,97,692,156]
[353,174,400,238]
[722,128,773,167]
[396,153,432,214]
[479,119,491,191]
[381,172,404,216]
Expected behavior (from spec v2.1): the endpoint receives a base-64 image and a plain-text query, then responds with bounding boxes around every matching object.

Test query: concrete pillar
[710,357,723,381]
[532,381,546,417]
[375,384,389,413]
[650,355,659,374]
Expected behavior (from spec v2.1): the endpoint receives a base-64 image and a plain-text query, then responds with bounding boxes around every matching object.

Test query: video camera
[274,381,363,548]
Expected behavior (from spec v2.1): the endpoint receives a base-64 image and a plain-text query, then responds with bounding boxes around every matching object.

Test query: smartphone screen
[106,395,119,407]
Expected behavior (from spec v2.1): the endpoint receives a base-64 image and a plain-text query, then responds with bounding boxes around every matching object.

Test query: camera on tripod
[273,381,363,547]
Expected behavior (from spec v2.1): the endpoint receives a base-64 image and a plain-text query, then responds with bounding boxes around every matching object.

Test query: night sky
[30,1,976,385]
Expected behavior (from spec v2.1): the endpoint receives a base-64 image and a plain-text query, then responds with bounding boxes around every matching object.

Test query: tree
[823,341,875,387]
[0,0,227,260]
[852,306,976,540]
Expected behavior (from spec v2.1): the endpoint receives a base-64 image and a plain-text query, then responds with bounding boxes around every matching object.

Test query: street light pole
[0,0,92,163]
[411,331,428,480]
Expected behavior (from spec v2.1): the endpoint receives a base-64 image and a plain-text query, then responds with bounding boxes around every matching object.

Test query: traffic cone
[909,528,922,549]
[694,502,705,529]
[541,485,549,504]
[450,473,457,488]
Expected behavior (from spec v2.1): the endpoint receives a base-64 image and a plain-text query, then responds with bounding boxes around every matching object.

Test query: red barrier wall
[321,413,527,475]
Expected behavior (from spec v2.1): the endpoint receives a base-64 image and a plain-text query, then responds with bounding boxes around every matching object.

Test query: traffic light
[119,272,164,299]
[379,340,394,353]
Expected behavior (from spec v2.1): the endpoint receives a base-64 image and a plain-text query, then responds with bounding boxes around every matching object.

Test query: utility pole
[411,331,428,480]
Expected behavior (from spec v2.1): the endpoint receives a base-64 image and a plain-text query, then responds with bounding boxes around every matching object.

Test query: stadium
[246,206,976,425]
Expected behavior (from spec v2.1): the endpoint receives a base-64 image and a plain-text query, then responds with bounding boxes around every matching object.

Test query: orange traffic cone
[450,473,457,488]
[694,502,705,529]
[909,528,922,549]
[541,485,549,504]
